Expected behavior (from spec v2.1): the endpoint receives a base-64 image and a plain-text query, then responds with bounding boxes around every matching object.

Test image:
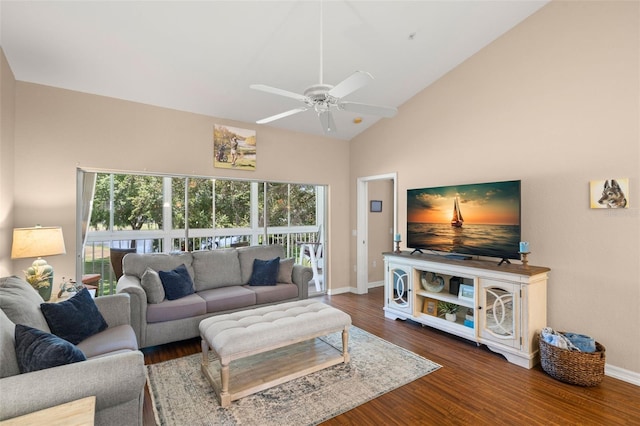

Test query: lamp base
[25,258,54,302]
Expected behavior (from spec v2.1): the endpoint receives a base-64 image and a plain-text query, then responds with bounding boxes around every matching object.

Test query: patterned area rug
[147,326,441,425]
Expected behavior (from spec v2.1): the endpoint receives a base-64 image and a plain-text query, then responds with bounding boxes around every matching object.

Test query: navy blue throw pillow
[40,288,108,345]
[14,324,86,373]
[159,264,195,300]
[249,257,280,286]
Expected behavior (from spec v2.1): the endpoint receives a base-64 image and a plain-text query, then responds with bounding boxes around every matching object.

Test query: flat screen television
[407,180,521,261]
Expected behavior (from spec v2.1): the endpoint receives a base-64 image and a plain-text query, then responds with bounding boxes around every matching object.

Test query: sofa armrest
[94,293,131,328]
[292,264,312,299]
[115,275,147,347]
[0,351,146,422]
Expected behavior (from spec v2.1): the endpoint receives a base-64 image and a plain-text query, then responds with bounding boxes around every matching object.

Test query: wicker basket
[538,334,605,386]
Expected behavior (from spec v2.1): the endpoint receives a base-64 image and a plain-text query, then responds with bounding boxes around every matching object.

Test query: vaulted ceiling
[1,1,548,140]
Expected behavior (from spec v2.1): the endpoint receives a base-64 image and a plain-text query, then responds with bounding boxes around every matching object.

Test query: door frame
[356,172,397,294]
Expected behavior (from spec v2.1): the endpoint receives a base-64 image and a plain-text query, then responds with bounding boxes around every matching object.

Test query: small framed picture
[370,200,382,212]
[589,178,629,209]
[423,298,439,316]
[458,284,474,302]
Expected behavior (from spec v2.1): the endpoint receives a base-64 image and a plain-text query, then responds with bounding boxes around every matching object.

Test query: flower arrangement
[24,259,53,289]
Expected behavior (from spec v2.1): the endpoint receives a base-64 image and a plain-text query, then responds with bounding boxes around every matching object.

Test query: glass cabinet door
[479,280,520,349]
[388,264,411,314]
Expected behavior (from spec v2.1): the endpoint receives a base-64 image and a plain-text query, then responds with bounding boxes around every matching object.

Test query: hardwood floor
[141,287,640,425]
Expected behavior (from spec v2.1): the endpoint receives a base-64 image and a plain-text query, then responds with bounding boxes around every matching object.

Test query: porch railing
[84,229,320,295]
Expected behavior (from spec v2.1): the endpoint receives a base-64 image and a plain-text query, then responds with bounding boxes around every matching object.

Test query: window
[78,170,326,295]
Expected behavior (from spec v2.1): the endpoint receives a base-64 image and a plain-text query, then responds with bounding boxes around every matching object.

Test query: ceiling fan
[250,1,398,134]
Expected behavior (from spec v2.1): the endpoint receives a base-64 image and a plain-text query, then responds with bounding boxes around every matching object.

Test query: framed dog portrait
[590,178,629,209]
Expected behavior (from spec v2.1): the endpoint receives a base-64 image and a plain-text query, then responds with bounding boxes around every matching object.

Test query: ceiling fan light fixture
[250,0,397,134]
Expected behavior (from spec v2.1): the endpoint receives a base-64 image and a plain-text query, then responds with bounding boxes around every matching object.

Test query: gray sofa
[116,244,312,348]
[0,276,146,426]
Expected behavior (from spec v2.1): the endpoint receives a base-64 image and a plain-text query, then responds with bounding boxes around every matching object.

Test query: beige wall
[367,179,393,284]
[10,83,352,292]
[0,50,16,276]
[350,1,639,374]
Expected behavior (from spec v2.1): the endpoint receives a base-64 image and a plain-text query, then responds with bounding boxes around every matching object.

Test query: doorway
[356,173,397,294]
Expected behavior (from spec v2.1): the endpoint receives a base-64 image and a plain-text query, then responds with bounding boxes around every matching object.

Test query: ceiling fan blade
[256,107,308,124]
[339,101,398,118]
[327,71,373,99]
[250,84,308,102]
[318,110,336,134]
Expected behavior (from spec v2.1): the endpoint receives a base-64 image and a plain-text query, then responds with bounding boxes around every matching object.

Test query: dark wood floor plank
[141,287,640,425]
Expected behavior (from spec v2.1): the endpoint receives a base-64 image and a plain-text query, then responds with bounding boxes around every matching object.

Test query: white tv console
[383,251,550,369]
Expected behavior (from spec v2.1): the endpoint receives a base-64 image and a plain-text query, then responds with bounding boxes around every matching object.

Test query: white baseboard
[606,364,640,386]
[326,286,354,295]
[368,280,384,289]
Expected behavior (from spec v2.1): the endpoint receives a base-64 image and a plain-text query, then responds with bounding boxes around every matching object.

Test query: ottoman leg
[201,339,209,366]
[342,327,350,363]
[220,360,231,407]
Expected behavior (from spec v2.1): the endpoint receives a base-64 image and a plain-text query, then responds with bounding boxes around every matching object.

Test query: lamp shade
[11,226,66,259]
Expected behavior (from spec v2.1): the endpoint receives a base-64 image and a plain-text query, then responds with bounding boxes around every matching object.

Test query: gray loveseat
[116,244,312,348]
[0,276,146,425]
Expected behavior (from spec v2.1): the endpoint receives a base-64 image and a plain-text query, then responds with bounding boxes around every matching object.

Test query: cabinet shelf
[415,289,474,309]
[416,313,475,339]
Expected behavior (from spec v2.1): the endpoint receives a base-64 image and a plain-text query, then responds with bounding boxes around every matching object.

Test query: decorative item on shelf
[11,225,66,302]
[458,283,474,302]
[420,271,445,292]
[519,241,531,268]
[57,277,84,299]
[393,233,401,253]
[464,308,474,328]
[438,301,459,322]
[423,298,439,316]
[449,276,462,296]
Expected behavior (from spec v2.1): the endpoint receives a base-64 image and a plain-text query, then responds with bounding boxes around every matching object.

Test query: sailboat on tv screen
[451,197,464,228]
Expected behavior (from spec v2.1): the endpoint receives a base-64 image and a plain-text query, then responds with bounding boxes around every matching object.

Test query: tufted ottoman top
[199,299,351,358]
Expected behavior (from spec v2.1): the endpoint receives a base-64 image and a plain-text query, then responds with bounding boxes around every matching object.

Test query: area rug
[146,326,441,426]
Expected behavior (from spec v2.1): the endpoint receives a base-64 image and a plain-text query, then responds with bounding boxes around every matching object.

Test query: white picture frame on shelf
[458,284,474,302]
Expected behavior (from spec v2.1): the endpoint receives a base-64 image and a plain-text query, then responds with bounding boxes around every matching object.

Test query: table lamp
[11,225,66,301]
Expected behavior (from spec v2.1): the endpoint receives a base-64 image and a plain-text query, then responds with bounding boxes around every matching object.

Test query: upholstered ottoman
[199,299,351,407]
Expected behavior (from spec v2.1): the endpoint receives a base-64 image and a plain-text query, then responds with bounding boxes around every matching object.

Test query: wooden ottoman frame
[199,300,351,407]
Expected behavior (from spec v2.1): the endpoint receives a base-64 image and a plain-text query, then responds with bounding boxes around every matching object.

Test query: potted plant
[438,301,459,322]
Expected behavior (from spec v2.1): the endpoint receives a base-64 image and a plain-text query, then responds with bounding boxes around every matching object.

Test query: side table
[81,274,101,296]
[0,396,95,425]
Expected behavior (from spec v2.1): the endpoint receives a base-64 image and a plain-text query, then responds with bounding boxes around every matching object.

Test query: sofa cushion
[244,284,299,305]
[238,245,286,284]
[141,267,165,304]
[248,257,280,286]
[76,324,138,358]
[159,264,195,300]
[192,249,242,291]
[41,288,108,345]
[146,293,207,323]
[278,258,295,284]
[123,252,194,281]
[198,286,257,313]
[14,324,86,373]
[0,276,51,332]
[0,310,19,378]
